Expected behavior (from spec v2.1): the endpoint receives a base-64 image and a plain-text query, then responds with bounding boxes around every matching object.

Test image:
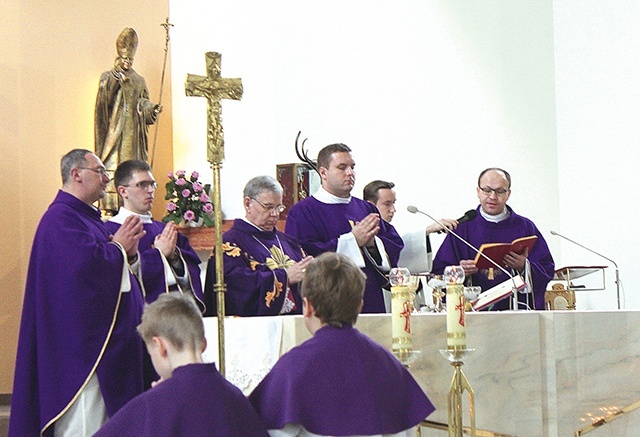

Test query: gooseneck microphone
[550,230,621,309]
[436,209,478,234]
[407,205,522,310]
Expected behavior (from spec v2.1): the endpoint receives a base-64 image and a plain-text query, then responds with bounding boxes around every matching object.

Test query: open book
[473,235,538,270]
[472,275,526,311]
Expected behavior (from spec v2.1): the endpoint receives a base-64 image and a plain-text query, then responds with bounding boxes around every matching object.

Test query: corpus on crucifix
[185,52,242,376]
[185,52,243,164]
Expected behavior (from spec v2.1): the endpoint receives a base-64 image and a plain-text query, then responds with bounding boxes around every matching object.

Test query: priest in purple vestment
[432,168,555,310]
[204,175,313,316]
[95,293,269,437]
[104,160,205,311]
[249,252,435,436]
[285,144,404,313]
[9,149,147,437]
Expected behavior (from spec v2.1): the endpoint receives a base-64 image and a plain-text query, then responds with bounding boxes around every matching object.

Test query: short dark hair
[61,149,92,184]
[114,159,152,188]
[301,252,365,328]
[363,180,395,203]
[317,143,352,170]
[137,293,205,353]
[477,167,511,188]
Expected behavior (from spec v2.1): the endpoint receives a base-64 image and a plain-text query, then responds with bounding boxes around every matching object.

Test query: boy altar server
[249,252,435,436]
[95,293,269,437]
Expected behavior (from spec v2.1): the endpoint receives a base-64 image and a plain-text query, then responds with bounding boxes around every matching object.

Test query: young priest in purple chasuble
[205,175,312,317]
[432,168,555,310]
[285,144,404,313]
[104,160,205,311]
[9,150,146,437]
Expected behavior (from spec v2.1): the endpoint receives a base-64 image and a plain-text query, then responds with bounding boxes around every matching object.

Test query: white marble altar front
[203,311,640,436]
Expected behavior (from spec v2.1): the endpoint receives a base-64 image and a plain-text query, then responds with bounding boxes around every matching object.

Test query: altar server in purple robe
[105,160,205,311]
[95,293,269,437]
[9,149,147,437]
[205,175,313,316]
[250,252,435,436]
[285,144,404,313]
[432,168,555,310]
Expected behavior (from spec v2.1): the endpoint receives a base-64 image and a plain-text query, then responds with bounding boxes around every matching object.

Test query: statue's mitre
[116,27,139,58]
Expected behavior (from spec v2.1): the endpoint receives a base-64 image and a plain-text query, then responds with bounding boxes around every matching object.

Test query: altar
[202,310,640,436]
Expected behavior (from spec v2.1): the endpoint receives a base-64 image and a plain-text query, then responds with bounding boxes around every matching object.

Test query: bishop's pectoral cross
[185,52,243,164]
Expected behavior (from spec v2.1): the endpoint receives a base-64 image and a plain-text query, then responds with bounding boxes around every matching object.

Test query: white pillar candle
[391,286,413,354]
[446,284,466,349]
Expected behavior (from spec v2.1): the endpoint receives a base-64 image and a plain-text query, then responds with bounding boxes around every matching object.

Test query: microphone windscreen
[406,205,419,214]
[461,209,477,222]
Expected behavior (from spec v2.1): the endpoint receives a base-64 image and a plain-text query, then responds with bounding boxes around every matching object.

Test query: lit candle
[444,266,466,350]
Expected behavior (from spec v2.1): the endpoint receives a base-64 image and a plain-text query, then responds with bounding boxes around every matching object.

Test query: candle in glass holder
[444,265,466,350]
[389,267,414,357]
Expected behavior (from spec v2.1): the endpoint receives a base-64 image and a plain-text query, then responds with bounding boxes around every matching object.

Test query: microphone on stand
[407,205,523,310]
[550,230,621,309]
[436,209,478,233]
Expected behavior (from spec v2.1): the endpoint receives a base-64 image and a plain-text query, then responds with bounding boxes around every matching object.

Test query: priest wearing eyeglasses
[204,175,313,317]
[105,160,205,312]
[432,167,555,310]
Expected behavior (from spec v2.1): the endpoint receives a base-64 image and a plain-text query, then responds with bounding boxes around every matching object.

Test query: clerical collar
[480,207,510,223]
[242,217,274,233]
[110,207,153,224]
[313,186,351,204]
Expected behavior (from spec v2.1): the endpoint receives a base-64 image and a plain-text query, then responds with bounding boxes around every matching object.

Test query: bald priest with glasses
[204,175,313,317]
[432,167,555,310]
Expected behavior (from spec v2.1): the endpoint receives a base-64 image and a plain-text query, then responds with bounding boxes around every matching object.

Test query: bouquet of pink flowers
[162,170,215,226]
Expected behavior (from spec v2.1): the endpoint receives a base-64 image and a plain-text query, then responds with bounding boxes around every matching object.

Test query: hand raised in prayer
[112,215,146,257]
[425,218,458,235]
[286,255,314,284]
[460,259,478,276]
[155,222,178,259]
[352,213,380,248]
[504,247,528,272]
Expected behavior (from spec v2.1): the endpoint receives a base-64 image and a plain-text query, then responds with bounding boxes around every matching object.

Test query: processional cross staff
[185,51,243,376]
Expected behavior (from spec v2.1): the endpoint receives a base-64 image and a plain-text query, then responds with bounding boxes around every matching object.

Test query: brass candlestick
[440,349,476,437]
[441,266,476,437]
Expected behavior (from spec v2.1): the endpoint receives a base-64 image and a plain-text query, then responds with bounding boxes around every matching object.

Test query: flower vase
[182,218,204,228]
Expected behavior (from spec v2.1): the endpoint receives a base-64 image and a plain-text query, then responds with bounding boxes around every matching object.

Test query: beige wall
[0,0,172,393]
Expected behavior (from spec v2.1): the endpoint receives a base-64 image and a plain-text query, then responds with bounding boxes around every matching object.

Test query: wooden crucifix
[185,52,242,376]
[185,51,243,164]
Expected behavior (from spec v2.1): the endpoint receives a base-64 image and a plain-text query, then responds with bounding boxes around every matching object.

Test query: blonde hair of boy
[137,293,205,352]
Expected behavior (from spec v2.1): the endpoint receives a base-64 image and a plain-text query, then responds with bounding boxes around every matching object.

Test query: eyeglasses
[79,167,109,178]
[478,186,509,196]
[252,198,286,214]
[125,180,158,190]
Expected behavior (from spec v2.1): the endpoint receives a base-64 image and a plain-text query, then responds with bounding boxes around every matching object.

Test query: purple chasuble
[94,363,269,437]
[204,219,306,316]
[249,325,435,435]
[9,191,144,437]
[432,205,555,310]
[104,219,205,311]
[285,196,404,313]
